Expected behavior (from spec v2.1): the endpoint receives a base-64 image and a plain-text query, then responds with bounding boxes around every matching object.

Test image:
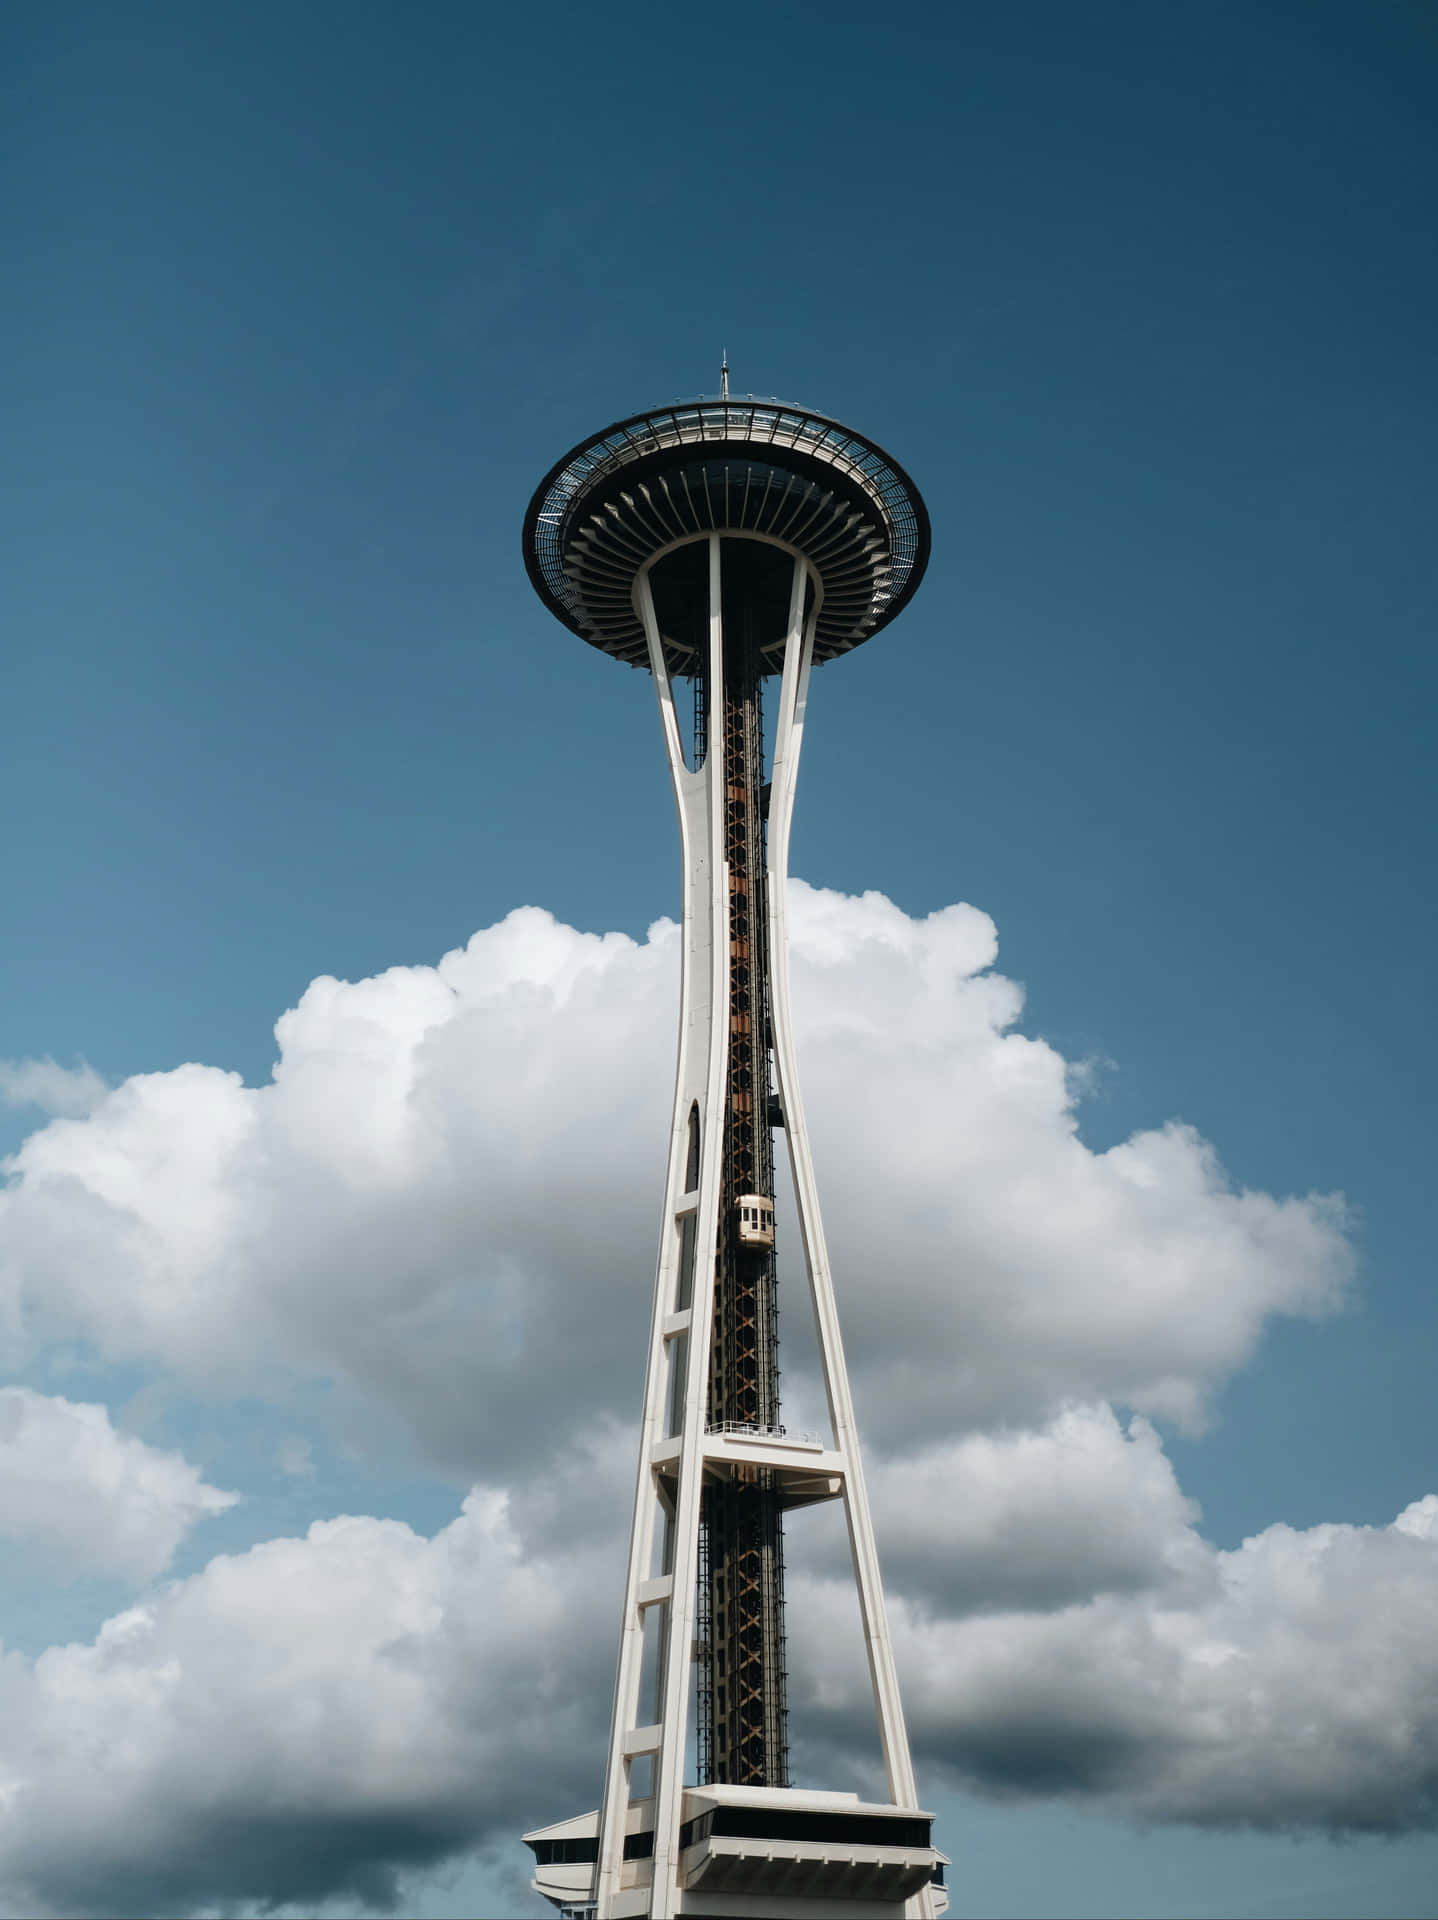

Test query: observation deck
[522,398,930,671]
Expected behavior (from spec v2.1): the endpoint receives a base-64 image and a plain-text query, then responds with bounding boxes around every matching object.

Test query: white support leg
[594,537,729,1920]
[767,567,935,1920]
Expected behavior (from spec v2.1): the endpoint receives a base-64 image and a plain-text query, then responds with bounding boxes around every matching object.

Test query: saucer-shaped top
[522,398,930,669]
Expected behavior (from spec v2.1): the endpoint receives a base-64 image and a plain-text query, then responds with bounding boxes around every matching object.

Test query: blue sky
[3,2,1437,1915]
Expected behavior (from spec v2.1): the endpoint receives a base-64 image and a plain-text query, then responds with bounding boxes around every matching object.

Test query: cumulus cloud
[790,1424,1438,1834]
[0,887,1354,1474]
[854,1402,1208,1617]
[0,915,676,1463]
[0,1059,107,1119]
[1,1410,1434,1918]
[0,886,1397,1912]
[879,1492,1438,1833]
[0,1443,628,1919]
[0,1388,236,1583]
[784,889,1352,1439]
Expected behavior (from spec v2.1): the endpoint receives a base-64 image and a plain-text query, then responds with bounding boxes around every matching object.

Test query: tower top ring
[522,398,931,668]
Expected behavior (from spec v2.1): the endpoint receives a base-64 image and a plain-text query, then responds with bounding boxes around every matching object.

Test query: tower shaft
[699,595,787,1787]
[520,397,943,1919]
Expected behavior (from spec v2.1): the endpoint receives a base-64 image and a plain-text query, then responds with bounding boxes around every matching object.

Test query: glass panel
[675,1212,697,1311]
[638,1601,668,1727]
[666,1331,689,1437]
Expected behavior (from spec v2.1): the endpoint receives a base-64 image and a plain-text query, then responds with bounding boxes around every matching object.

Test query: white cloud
[0,1417,1435,1918]
[0,887,1397,1911]
[0,1388,236,1584]
[855,1402,1209,1616]
[792,1447,1438,1834]
[0,1444,628,1919]
[939,1496,1438,1831]
[783,888,1352,1440]
[0,1060,107,1119]
[0,888,1354,1473]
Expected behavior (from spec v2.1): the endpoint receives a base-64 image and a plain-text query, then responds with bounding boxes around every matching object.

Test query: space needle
[520,369,946,1918]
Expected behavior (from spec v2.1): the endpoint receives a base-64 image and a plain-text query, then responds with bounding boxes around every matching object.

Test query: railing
[526,398,926,644]
[707,1420,822,1447]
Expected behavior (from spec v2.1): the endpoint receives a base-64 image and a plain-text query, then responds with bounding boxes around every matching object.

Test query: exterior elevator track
[696,546,788,1788]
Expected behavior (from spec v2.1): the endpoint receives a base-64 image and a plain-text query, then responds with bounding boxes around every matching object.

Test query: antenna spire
[720,349,729,401]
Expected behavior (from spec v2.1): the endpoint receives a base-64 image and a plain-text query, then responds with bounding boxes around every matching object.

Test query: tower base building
[527,1787,946,1919]
[520,391,944,1920]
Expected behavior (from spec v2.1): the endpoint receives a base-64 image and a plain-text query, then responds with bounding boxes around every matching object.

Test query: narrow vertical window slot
[665,1331,689,1438]
[675,1212,697,1312]
[637,1602,668,1733]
